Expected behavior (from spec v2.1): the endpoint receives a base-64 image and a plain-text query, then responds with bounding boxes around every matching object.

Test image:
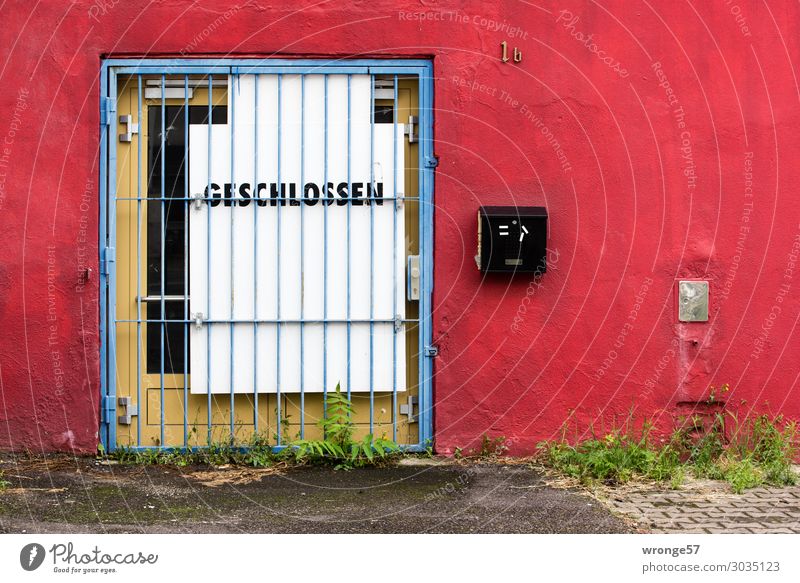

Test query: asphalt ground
[0,454,632,534]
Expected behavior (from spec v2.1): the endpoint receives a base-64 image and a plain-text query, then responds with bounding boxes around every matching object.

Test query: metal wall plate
[407,255,420,300]
[678,280,709,322]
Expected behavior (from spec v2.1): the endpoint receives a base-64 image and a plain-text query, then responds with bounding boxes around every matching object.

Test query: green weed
[109,431,283,468]
[476,434,509,459]
[285,383,401,469]
[536,408,798,493]
[720,457,763,494]
[537,420,682,485]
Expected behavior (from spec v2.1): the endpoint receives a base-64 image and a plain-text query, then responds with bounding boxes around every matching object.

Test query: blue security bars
[102,61,432,453]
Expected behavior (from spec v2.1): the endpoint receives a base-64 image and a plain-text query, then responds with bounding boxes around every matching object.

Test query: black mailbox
[477,206,548,273]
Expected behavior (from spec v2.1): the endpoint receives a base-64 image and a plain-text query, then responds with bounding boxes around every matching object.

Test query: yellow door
[114,74,420,448]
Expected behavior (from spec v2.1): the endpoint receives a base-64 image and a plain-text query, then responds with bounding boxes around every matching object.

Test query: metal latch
[118,114,139,143]
[424,155,439,168]
[404,115,418,143]
[407,255,420,301]
[424,345,439,357]
[399,395,418,424]
[118,396,138,426]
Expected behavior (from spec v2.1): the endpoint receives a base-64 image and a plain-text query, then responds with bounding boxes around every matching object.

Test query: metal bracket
[100,247,116,276]
[424,345,439,357]
[192,192,205,210]
[193,312,204,329]
[117,396,138,425]
[118,114,139,143]
[394,316,403,332]
[399,395,418,424]
[404,115,418,143]
[424,155,439,168]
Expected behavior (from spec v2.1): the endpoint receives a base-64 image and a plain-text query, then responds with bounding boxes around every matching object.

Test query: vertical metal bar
[322,75,328,418]
[183,74,189,448]
[108,73,119,452]
[253,74,259,435]
[98,65,110,450]
[136,74,143,447]
[206,74,213,445]
[369,74,375,434]
[159,73,166,448]
[229,74,236,441]
[346,74,351,401]
[276,73,282,446]
[420,68,434,446]
[392,74,398,443]
[299,74,305,439]
[418,72,426,447]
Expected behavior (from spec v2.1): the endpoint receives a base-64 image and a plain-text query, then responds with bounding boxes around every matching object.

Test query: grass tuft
[536,409,797,494]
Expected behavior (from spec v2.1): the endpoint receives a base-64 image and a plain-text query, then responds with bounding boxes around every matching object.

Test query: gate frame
[98,58,435,452]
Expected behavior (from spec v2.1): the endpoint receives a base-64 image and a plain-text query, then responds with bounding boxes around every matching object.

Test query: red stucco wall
[1,0,799,454]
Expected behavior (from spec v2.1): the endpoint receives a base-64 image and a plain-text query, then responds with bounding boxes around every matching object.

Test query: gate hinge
[100,395,116,424]
[101,247,116,276]
[424,155,439,168]
[101,97,116,127]
[424,345,439,357]
[404,115,418,143]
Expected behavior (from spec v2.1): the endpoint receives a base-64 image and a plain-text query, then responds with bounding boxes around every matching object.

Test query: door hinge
[101,97,116,127]
[424,345,439,357]
[101,247,116,276]
[424,155,439,168]
[101,395,116,424]
[404,115,418,143]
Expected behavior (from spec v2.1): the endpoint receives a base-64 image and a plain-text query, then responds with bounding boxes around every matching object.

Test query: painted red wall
[1,0,798,454]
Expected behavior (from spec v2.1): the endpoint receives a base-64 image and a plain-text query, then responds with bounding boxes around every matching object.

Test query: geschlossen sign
[202,180,387,206]
[188,74,407,395]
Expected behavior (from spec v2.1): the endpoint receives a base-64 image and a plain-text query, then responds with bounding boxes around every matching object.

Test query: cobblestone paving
[601,481,800,533]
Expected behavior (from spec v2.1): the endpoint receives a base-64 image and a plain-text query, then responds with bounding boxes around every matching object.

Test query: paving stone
[757,516,799,524]
[704,512,753,520]
[717,527,758,533]
[720,520,768,529]
[600,483,800,534]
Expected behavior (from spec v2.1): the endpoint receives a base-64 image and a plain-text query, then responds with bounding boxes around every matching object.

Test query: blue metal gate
[99,59,434,452]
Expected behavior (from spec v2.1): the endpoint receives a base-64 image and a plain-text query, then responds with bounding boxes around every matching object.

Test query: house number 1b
[500,41,522,63]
